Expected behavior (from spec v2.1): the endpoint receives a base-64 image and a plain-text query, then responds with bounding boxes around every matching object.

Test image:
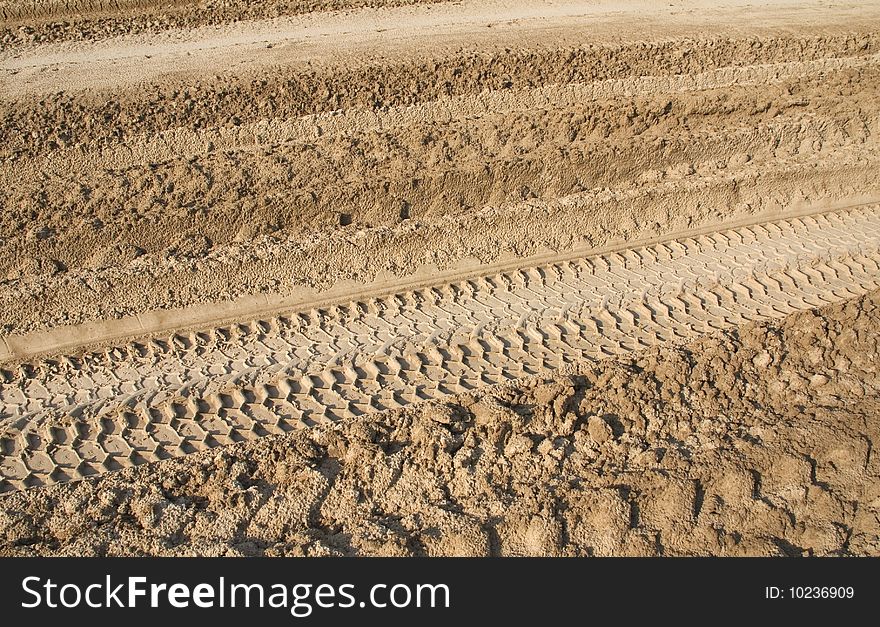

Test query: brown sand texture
[1,0,880,556]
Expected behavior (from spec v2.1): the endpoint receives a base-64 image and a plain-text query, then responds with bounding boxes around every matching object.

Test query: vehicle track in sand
[2,204,880,491]
[3,0,880,558]
[3,0,880,337]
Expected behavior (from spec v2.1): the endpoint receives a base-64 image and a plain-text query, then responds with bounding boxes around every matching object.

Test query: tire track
[8,52,876,177]
[2,205,880,491]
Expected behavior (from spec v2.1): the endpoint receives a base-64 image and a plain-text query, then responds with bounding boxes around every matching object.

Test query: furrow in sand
[9,52,878,176]
[1,204,879,491]
[3,18,878,334]
[4,143,880,335]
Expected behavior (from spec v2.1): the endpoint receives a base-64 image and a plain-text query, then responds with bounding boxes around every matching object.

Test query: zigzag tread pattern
[2,206,880,491]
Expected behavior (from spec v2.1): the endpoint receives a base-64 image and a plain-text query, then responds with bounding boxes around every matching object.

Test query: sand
[3,289,879,556]
[1,0,879,555]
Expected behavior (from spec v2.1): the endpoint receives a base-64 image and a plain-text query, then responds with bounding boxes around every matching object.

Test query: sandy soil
[1,1,450,44]
[2,0,879,556]
[3,289,879,556]
[2,0,879,333]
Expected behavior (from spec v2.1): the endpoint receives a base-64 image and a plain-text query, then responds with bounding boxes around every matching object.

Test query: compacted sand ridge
[1,0,880,555]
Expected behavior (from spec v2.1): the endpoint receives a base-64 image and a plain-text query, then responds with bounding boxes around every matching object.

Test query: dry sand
[3,289,879,556]
[1,0,879,555]
[3,0,880,333]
